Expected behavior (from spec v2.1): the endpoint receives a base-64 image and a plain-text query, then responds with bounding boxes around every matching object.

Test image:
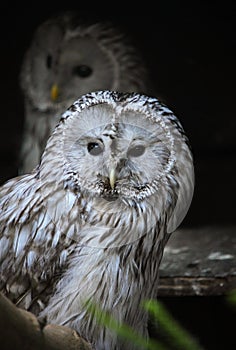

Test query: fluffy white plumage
[0,91,194,349]
[19,12,153,174]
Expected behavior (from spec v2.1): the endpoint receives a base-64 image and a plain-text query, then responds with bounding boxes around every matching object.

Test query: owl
[19,11,153,174]
[0,91,194,349]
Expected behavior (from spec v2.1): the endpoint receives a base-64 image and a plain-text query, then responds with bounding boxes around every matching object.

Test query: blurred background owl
[19,11,155,174]
[0,5,235,350]
[0,91,194,349]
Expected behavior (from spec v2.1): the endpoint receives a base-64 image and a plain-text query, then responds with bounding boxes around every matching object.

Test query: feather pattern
[0,91,194,349]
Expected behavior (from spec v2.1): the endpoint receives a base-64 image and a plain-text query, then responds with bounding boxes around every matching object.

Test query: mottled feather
[0,91,194,349]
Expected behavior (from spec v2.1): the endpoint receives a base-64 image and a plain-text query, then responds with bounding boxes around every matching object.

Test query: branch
[0,292,92,350]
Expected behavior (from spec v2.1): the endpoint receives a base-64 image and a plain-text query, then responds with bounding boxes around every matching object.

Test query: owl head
[39,90,194,236]
[20,12,151,113]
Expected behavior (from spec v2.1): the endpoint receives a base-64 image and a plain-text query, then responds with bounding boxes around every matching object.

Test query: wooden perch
[0,292,92,350]
[159,225,236,296]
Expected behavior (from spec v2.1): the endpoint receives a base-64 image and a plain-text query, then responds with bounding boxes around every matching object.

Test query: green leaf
[86,301,168,350]
[226,288,236,308]
[142,299,204,350]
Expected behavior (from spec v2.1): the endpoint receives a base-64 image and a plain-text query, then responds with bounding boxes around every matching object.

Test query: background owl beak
[51,84,59,101]
[109,168,116,189]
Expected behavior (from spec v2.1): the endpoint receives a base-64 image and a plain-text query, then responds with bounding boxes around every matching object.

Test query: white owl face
[20,14,148,113]
[64,104,172,202]
[39,91,194,240]
[28,31,116,110]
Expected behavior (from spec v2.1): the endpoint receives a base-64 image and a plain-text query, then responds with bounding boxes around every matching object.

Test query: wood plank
[159,226,236,295]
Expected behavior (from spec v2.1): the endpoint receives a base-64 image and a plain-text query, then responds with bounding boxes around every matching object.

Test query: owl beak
[109,168,116,190]
[51,84,59,101]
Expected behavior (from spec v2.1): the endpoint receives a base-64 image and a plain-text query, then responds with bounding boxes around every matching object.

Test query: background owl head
[18,11,156,174]
[20,11,153,114]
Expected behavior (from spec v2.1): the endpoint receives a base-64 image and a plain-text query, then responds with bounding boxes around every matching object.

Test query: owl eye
[87,142,103,156]
[128,145,146,157]
[72,65,93,78]
[46,54,53,69]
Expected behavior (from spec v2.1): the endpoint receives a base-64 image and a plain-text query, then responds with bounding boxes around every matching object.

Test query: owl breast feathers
[0,91,194,350]
[19,11,153,174]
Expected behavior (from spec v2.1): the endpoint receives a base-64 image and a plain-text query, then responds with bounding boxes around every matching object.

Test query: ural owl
[19,11,153,174]
[0,91,194,350]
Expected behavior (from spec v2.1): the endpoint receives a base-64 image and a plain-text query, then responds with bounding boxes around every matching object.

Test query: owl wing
[167,135,195,234]
[0,172,78,311]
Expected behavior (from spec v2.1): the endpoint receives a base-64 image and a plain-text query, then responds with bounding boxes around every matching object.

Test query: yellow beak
[109,168,116,190]
[51,84,59,101]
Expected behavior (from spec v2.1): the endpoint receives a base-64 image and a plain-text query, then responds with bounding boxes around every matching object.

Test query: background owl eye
[87,142,103,156]
[18,13,152,174]
[127,145,146,157]
[46,54,53,69]
[72,65,93,78]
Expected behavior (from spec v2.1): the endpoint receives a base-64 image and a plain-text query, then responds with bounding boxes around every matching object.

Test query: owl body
[19,12,152,174]
[0,91,194,349]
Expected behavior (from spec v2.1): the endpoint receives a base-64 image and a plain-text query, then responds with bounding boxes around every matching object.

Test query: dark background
[0,2,235,349]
